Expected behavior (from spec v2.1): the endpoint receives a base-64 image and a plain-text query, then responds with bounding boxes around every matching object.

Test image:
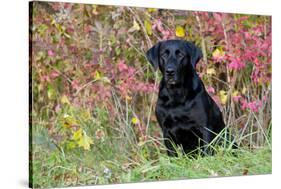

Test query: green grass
[30,104,272,188]
[30,122,272,188]
[122,147,271,182]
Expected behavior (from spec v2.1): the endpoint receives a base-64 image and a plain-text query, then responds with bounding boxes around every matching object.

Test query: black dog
[146,40,228,156]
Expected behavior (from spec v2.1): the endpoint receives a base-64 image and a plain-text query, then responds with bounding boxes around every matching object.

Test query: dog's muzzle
[165,68,177,85]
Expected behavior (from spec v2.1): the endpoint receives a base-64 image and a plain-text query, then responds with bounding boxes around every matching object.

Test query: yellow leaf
[131,117,140,125]
[61,95,70,105]
[219,90,228,105]
[133,20,140,30]
[144,20,152,35]
[242,87,247,94]
[94,71,101,80]
[126,95,132,101]
[206,68,216,75]
[63,32,71,39]
[63,114,78,128]
[212,48,225,58]
[232,90,239,97]
[175,26,185,37]
[51,19,56,25]
[78,131,94,150]
[72,129,82,141]
[128,19,140,33]
[147,8,157,12]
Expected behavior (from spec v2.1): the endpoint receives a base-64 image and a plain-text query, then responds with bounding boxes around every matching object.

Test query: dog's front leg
[163,131,177,157]
[201,126,213,155]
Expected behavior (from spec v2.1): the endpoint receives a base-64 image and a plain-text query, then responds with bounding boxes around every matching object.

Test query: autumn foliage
[30,2,271,153]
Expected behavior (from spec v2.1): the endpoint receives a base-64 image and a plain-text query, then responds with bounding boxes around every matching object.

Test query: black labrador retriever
[146,40,228,156]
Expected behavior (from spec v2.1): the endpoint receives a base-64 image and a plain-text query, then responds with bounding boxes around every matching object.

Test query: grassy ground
[30,121,272,188]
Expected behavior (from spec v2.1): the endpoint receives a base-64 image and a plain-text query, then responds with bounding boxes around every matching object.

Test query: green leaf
[47,84,56,100]
[66,141,77,150]
[84,51,93,61]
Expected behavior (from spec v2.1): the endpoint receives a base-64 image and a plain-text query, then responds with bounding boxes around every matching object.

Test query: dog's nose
[166,68,175,76]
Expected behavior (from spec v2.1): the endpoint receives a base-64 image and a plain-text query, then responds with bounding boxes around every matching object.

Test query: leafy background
[30,2,272,188]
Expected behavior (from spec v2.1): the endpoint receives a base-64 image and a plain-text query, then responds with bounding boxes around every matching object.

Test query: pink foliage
[240,98,262,113]
[197,12,271,86]
[207,86,215,94]
[232,95,242,103]
[152,19,173,40]
[71,80,79,90]
[228,57,245,70]
[115,59,157,97]
[50,71,60,79]
[48,50,55,57]
[117,60,128,72]
[212,53,225,63]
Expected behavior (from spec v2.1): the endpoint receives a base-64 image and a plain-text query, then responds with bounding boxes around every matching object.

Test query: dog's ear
[184,42,203,69]
[146,42,161,70]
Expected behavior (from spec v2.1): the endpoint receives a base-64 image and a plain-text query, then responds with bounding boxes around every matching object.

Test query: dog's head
[146,40,202,86]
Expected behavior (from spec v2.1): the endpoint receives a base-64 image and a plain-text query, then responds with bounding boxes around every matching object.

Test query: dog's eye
[161,50,169,59]
[175,50,185,59]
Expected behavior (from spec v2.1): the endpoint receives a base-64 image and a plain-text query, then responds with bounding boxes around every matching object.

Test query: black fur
[146,40,228,156]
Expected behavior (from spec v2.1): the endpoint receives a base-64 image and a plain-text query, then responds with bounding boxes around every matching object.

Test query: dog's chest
[156,100,204,129]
